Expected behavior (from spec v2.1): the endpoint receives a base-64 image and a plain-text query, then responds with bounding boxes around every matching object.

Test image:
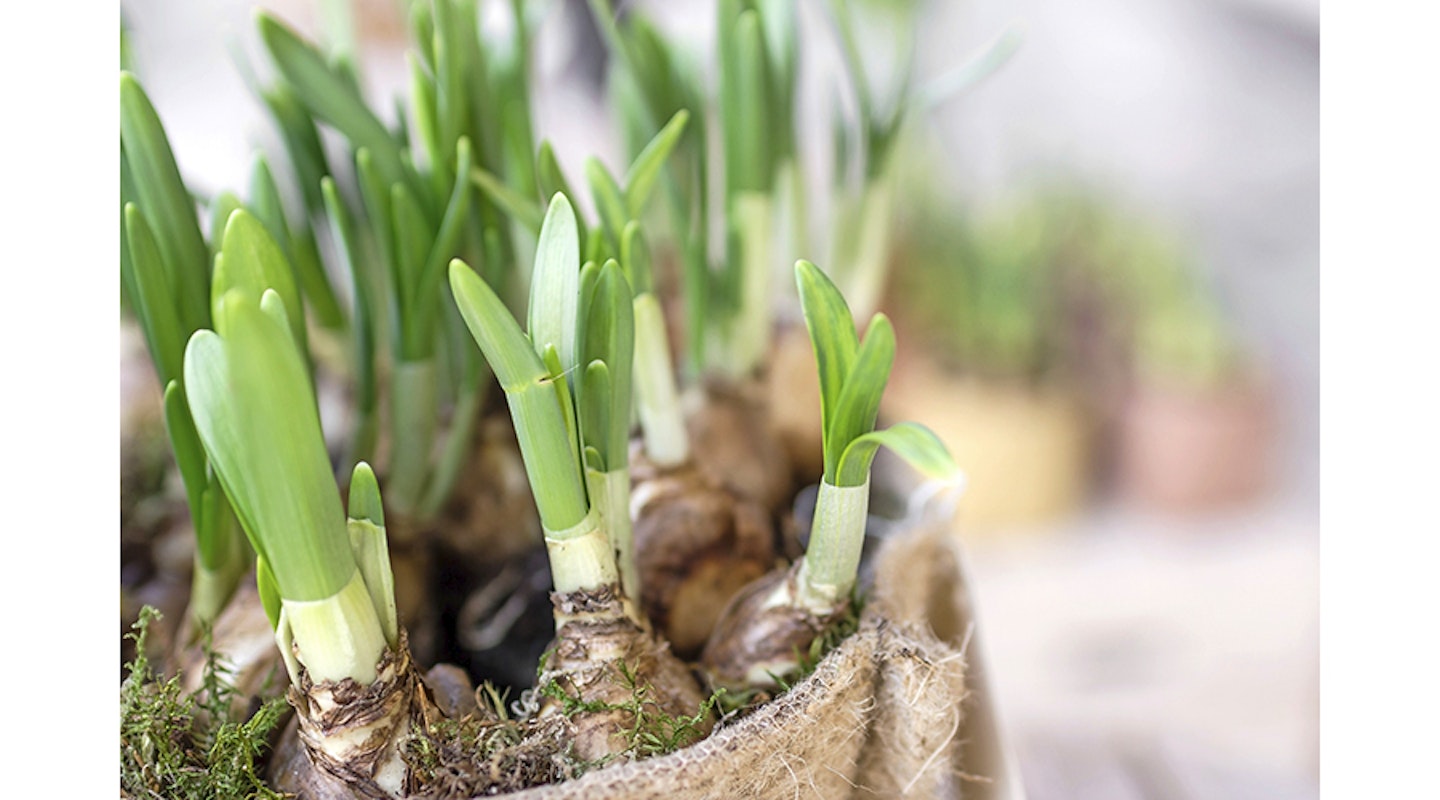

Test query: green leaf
[796,260,859,456]
[124,204,187,387]
[346,459,396,644]
[583,444,605,474]
[408,137,475,348]
[409,53,443,186]
[528,146,576,256]
[408,0,436,68]
[215,210,308,354]
[250,153,345,330]
[448,259,549,391]
[578,261,635,466]
[579,359,613,472]
[835,422,960,488]
[586,157,629,248]
[578,259,601,324]
[756,0,798,160]
[162,380,208,521]
[247,155,290,248]
[584,224,613,265]
[356,148,396,276]
[184,291,353,602]
[321,178,378,436]
[543,343,584,475]
[120,156,139,315]
[255,555,283,629]
[623,108,689,217]
[206,193,245,259]
[826,313,895,482]
[536,141,577,211]
[720,9,772,195]
[618,221,653,296]
[348,515,398,647]
[431,0,468,168]
[390,181,431,353]
[417,360,488,518]
[495,63,540,204]
[193,481,239,574]
[120,73,211,333]
[257,11,406,189]
[470,166,544,233]
[260,84,331,214]
[259,290,294,343]
[527,193,582,372]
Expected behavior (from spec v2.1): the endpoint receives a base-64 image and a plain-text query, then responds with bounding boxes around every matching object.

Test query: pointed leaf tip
[348,461,386,527]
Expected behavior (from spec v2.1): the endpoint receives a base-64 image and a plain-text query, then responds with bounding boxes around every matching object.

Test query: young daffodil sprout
[184,288,429,797]
[701,261,960,691]
[469,110,780,655]
[449,193,710,762]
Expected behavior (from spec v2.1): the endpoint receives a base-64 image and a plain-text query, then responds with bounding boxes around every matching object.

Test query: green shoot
[449,192,640,609]
[185,289,393,685]
[320,176,381,464]
[577,260,638,601]
[793,261,959,611]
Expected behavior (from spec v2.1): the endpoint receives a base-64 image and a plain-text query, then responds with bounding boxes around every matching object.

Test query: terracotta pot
[882,352,1092,533]
[1115,374,1275,513]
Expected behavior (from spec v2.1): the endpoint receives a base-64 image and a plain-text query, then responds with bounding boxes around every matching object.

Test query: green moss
[120,607,288,800]
[537,660,724,769]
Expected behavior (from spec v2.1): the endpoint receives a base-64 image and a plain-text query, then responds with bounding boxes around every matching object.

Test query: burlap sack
[498,519,980,800]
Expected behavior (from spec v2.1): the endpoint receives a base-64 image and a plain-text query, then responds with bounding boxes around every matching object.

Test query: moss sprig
[120,608,288,800]
[536,664,724,768]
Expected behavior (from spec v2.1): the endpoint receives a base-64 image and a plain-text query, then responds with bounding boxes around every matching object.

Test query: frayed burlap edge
[491,522,972,800]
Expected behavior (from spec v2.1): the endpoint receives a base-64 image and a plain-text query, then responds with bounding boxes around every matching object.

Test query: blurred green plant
[889,190,1066,383]
[1104,225,1244,388]
[889,178,1244,389]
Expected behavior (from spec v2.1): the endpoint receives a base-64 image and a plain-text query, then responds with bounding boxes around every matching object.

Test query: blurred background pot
[1105,223,1275,514]
[884,350,1090,532]
[1116,372,1274,513]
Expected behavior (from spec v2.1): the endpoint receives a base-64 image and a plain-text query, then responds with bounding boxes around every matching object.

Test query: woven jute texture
[502,520,972,800]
